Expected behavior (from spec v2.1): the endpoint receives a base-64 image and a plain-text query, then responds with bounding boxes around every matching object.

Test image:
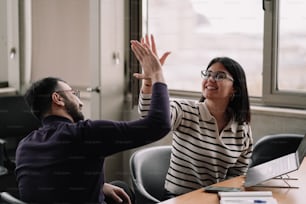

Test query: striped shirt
[139,93,253,195]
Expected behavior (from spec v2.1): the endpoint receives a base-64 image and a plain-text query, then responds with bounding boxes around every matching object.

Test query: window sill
[169,90,306,119]
[0,87,17,96]
[251,105,306,119]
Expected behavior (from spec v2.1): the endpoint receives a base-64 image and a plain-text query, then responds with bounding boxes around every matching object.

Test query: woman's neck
[205,99,230,133]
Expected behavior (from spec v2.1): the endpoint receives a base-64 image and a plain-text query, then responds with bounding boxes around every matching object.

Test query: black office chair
[0,97,40,204]
[129,146,172,204]
[0,139,15,173]
[0,138,20,201]
[0,95,41,157]
[0,192,27,204]
[249,133,304,167]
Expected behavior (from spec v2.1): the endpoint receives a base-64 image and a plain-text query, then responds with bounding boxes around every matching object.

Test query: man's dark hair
[24,77,65,120]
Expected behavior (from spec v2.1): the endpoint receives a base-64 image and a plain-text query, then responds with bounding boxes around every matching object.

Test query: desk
[159,157,306,204]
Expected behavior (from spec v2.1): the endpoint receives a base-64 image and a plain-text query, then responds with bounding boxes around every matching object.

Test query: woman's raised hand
[133,34,171,80]
[130,39,165,84]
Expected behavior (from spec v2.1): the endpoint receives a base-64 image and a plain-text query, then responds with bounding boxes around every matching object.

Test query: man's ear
[51,92,65,107]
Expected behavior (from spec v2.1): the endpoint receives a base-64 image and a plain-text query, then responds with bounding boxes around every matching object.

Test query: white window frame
[129,0,306,110]
[0,0,20,94]
[262,0,306,109]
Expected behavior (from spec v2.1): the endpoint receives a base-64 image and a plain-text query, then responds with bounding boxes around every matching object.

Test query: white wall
[31,0,90,88]
[251,107,306,141]
[0,0,8,83]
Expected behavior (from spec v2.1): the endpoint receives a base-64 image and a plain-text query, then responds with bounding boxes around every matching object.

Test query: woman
[135,35,253,199]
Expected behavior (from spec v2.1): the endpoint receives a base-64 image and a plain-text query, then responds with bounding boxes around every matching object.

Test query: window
[263,0,306,108]
[278,0,306,93]
[143,0,263,97]
[135,0,306,109]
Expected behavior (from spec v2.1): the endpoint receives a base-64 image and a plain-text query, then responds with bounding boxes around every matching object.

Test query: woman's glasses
[55,89,81,98]
[201,70,234,82]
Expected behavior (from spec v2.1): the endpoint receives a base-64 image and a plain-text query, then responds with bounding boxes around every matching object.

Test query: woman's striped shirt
[139,93,253,195]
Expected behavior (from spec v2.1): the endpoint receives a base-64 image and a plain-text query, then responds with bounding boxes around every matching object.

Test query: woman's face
[202,62,235,102]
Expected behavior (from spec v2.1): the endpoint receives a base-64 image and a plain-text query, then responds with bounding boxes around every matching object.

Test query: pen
[254,200,267,203]
[221,199,267,204]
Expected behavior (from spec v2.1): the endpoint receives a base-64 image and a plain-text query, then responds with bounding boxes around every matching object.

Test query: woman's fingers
[160,51,171,65]
[131,40,147,60]
[150,34,157,55]
[145,34,151,48]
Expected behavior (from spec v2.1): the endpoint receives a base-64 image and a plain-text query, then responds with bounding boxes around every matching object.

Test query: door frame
[89,0,101,120]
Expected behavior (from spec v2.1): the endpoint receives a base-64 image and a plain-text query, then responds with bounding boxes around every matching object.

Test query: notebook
[244,133,306,187]
[218,191,278,204]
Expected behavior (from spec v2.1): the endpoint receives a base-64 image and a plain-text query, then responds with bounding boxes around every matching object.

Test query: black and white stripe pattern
[138,93,253,195]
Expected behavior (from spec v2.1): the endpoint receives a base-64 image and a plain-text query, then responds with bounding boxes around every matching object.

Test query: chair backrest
[0,192,27,204]
[249,133,304,167]
[0,138,19,200]
[0,95,41,138]
[0,139,9,176]
[0,95,41,157]
[129,146,172,204]
[0,96,36,204]
[0,139,15,172]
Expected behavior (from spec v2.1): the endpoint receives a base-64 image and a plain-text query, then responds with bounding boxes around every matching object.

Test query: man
[15,40,171,204]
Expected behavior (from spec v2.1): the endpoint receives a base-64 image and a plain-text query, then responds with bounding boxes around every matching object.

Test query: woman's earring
[231,93,235,101]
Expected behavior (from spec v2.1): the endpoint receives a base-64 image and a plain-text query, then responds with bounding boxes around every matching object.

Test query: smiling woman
[137,36,252,200]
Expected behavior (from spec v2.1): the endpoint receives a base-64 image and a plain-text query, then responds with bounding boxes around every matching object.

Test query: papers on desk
[218,191,278,204]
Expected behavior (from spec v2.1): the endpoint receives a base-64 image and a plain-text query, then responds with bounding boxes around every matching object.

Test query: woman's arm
[133,34,171,95]
[81,39,171,156]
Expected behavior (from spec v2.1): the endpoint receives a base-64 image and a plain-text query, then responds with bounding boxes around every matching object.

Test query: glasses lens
[215,72,227,81]
[201,70,209,79]
[73,90,80,98]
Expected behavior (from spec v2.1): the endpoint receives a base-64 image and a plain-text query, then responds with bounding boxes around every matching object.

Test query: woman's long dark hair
[199,57,251,124]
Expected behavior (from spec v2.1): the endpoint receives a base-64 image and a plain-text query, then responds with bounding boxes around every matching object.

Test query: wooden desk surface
[159,157,306,204]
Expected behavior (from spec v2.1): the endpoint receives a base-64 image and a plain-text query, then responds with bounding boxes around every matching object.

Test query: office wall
[31,0,90,88]
[0,0,8,83]
[251,107,306,141]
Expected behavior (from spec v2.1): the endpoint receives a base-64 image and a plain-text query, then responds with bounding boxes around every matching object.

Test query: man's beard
[64,99,84,122]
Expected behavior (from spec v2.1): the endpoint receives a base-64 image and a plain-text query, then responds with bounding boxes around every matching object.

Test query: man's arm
[81,39,171,156]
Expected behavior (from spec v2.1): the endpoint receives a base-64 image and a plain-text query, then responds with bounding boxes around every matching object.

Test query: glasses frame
[55,89,81,98]
[201,70,234,82]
